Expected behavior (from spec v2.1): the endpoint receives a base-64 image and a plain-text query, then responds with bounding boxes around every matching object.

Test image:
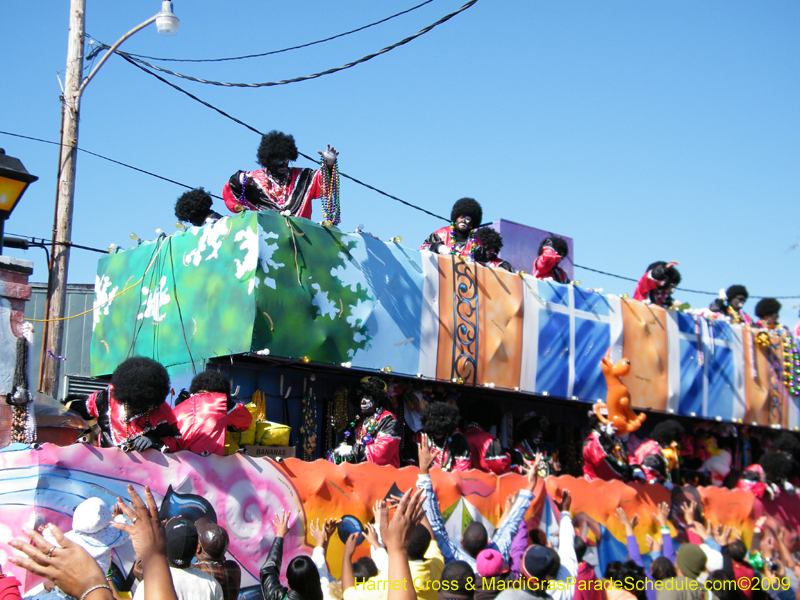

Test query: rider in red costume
[421,198,485,260]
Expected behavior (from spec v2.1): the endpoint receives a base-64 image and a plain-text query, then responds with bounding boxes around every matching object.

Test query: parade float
[2,210,799,596]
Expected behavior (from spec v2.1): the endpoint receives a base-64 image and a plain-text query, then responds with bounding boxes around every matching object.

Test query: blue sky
[2,1,798,322]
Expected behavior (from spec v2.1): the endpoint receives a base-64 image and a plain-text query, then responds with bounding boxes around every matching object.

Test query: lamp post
[41,1,179,398]
[0,149,38,256]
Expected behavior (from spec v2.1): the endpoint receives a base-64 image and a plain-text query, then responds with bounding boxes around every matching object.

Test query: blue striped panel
[536,310,571,397]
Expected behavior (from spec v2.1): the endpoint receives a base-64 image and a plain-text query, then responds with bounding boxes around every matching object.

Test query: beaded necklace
[320,158,340,226]
[756,322,800,397]
[358,408,383,445]
[448,223,478,260]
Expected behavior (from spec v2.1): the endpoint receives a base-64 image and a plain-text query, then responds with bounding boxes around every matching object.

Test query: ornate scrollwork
[452,259,478,384]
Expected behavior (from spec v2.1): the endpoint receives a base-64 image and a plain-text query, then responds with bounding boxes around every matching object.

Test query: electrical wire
[0,130,222,200]
[98,0,437,63]
[113,0,480,88]
[118,57,450,221]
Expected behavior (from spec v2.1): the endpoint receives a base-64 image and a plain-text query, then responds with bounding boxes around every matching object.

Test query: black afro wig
[421,401,461,440]
[755,298,781,319]
[257,130,299,168]
[475,228,503,253]
[647,261,682,286]
[111,357,170,413]
[725,285,748,301]
[650,420,685,447]
[450,197,483,226]
[357,376,389,408]
[773,432,800,458]
[538,236,569,258]
[190,371,231,396]
[760,450,795,482]
[174,188,214,227]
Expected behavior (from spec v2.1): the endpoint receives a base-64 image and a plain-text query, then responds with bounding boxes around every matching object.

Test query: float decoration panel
[91,212,798,428]
[1,445,798,594]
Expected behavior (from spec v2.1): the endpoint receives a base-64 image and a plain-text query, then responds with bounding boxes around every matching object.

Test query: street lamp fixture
[0,149,38,255]
[41,0,180,398]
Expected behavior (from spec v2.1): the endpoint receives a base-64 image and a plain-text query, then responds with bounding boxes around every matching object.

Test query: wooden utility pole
[42,0,85,398]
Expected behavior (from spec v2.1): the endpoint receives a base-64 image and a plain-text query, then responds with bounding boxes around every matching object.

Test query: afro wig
[538,236,569,258]
[422,402,461,440]
[257,130,299,168]
[421,401,461,440]
[450,197,483,226]
[475,228,503,253]
[357,376,389,408]
[647,261,682,286]
[760,450,795,482]
[755,298,781,319]
[725,285,748,301]
[650,420,685,447]
[189,371,231,396]
[111,357,170,413]
[174,188,214,227]
[773,432,800,459]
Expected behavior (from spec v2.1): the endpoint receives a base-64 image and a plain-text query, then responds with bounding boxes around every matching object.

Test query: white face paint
[360,396,374,413]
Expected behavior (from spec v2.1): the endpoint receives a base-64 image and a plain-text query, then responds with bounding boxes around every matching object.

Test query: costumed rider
[736,450,796,499]
[67,357,179,452]
[420,197,485,260]
[475,228,513,272]
[753,298,800,399]
[463,403,510,474]
[630,420,685,488]
[633,260,681,308]
[222,130,341,225]
[709,285,751,325]
[417,401,471,472]
[175,188,222,227]
[582,413,634,482]
[510,411,560,476]
[532,236,570,283]
[165,371,253,456]
[334,376,401,467]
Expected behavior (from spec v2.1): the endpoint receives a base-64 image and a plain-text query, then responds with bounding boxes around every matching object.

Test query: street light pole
[41,1,179,398]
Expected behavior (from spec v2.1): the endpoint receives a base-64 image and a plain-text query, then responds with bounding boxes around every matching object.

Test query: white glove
[335,444,353,458]
[437,245,451,255]
[319,145,339,166]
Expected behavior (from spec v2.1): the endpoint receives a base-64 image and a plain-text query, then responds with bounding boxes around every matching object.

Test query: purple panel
[490,219,574,280]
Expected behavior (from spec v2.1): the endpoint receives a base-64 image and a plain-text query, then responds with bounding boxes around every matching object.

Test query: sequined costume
[223,165,331,219]
[164,392,253,456]
[582,430,632,482]
[420,226,485,260]
[464,423,511,474]
[532,247,569,283]
[352,409,401,468]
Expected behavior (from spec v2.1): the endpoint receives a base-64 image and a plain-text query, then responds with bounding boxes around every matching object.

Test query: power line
[112,0,480,88]
[118,56,450,222]
[0,130,221,199]
[96,0,437,63]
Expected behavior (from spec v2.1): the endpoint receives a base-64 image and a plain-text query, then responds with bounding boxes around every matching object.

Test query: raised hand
[319,145,339,166]
[273,510,291,538]
[417,433,439,475]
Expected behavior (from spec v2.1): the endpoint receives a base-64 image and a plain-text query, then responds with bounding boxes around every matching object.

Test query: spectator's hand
[665,261,679,269]
[273,510,291,538]
[373,500,383,531]
[555,489,572,514]
[524,453,544,492]
[9,525,108,600]
[417,433,439,475]
[380,488,425,554]
[364,523,381,549]
[112,485,167,564]
[130,436,154,452]
[615,507,636,536]
[680,500,697,526]
[646,534,662,553]
[343,532,360,560]
[653,502,670,529]
[501,492,518,522]
[319,145,339,166]
[310,518,339,548]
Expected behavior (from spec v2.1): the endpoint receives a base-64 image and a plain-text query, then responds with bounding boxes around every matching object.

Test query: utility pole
[42,0,86,398]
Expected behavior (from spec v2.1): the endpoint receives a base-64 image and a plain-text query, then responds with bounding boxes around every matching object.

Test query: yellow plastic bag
[228,403,258,447]
[224,431,240,455]
[254,420,291,446]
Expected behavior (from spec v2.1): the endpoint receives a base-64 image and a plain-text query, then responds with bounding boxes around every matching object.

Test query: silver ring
[47,546,56,558]
[130,516,139,524]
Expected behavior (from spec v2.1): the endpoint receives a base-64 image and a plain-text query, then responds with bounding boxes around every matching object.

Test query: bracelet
[79,585,112,600]
[660,527,671,532]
